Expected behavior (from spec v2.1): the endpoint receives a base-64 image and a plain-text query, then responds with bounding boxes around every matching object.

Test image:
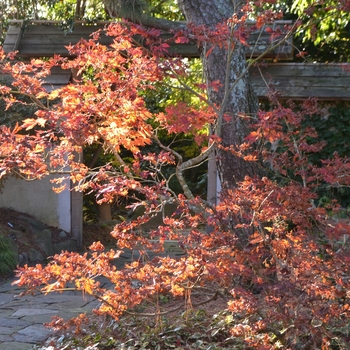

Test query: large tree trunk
[178,0,259,194]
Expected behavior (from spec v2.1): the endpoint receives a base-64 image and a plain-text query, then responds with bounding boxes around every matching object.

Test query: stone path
[0,255,130,350]
[0,243,185,349]
[0,273,126,350]
[0,279,100,349]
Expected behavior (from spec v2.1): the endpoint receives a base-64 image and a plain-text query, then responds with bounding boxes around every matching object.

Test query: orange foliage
[1,17,350,349]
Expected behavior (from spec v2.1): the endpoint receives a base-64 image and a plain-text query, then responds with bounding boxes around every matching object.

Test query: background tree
[0,0,108,44]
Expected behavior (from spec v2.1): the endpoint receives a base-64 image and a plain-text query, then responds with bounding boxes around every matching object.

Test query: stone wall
[0,175,71,232]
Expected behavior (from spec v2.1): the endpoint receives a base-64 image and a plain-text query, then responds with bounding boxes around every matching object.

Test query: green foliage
[140,58,205,113]
[149,0,184,21]
[0,0,107,44]
[138,58,208,197]
[303,103,350,206]
[258,0,350,61]
[43,0,107,21]
[307,104,350,159]
[0,79,39,127]
[0,234,17,277]
[0,0,38,44]
[260,101,350,206]
[0,0,183,44]
[291,0,349,44]
[291,0,350,61]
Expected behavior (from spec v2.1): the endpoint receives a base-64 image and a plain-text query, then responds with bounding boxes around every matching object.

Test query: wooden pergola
[2,20,349,246]
[3,20,350,101]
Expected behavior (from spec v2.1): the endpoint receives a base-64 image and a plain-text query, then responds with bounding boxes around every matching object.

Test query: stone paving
[0,280,97,349]
[0,275,118,350]
[0,243,185,349]
[0,254,131,350]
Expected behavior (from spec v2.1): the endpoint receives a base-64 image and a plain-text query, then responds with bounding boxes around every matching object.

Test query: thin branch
[124,290,222,317]
[179,142,215,173]
[7,90,49,110]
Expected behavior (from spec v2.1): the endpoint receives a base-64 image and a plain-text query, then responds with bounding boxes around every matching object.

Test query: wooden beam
[2,63,349,100]
[3,20,293,59]
[250,63,350,100]
[0,66,72,92]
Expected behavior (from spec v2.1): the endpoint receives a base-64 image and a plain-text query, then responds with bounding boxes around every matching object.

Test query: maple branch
[257,219,287,271]
[249,25,265,61]
[37,274,222,317]
[162,78,218,114]
[11,169,45,181]
[124,302,183,317]
[249,189,274,226]
[153,132,193,199]
[215,20,298,139]
[154,132,216,201]
[42,285,128,317]
[88,143,103,168]
[124,289,222,317]
[7,90,49,110]
[284,119,307,188]
[102,139,135,179]
[179,142,215,173]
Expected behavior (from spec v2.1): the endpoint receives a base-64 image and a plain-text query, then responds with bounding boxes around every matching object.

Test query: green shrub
[0,234,17,277]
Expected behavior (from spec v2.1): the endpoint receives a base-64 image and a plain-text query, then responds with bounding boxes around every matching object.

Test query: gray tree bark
[178,0,259,195]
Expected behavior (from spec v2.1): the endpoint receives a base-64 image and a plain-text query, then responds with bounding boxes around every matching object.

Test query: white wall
[0,175,71,232]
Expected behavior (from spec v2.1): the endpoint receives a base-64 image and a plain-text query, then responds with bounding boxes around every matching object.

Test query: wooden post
[71,182,83,249]
[70,68,84,249]
[207,151,218,206]
[98,202,112,221]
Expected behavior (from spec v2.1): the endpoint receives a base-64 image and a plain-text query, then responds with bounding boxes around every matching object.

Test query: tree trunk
[178,0,259,192]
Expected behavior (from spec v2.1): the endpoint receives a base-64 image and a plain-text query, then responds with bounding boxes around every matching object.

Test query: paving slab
[0,341,34,350]
[0,317,31,328]
[0,281,98,349]
[0,326,14,335]
[48,302,99,312]
[0,281,23,293]
[11,308,60,318]
[0,334,13,342]
[36,293,95,306]
[0,294,15,306]
[13,325,53,343]
[4,297,36,308]
[0,309,15,318]
[0,278,115,348]
[21,311,81,324]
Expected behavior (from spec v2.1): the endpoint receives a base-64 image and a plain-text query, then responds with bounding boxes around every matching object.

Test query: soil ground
[0,208,72,252]
[0,207,114,252]
[0,207,115,281]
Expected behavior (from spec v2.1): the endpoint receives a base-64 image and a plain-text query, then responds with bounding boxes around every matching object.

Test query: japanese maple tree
[0,3,350,349]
